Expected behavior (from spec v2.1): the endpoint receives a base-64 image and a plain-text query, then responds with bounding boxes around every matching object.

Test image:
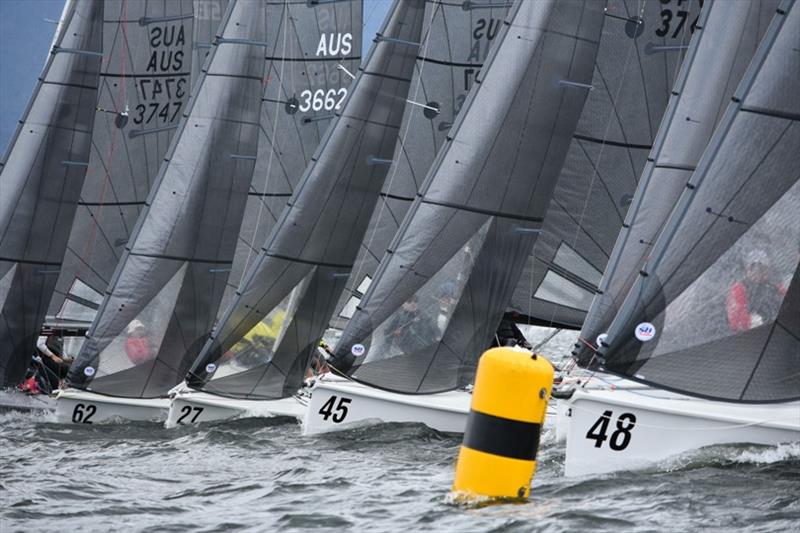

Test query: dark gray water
[3,329,799,531]
[2,409,799,532]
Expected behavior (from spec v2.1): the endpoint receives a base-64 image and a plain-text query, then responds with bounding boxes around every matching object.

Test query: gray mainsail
[333,0,606,394]
[331,0,510,331]
[509,0,702,329]
[0,0,103,387]
[595,0,799,403]
[222,0,362,314]
[186,0,426,400]
[67,0,267,398]
[48,0,195,327]
[576,0,779,364]
[192,0,230,83]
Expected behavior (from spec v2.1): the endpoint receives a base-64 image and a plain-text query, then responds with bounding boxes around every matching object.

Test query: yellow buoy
[452,347,554,500]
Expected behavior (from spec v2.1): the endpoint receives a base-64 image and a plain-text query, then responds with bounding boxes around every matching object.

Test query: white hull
[303,377,473,435]
[55,388,170,424]
[164,389,307,428]
[563,387,800,477]
[0,390,56,413]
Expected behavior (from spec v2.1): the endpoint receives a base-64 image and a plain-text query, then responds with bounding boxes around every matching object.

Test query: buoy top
[470,347,555,424]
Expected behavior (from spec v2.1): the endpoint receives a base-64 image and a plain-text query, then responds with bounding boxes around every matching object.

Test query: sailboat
[45,0,195,353]
[166,0,424,427]
[0,0,103,398]
[562,0,799,477]
[56,0,269,423]
[304,0,700,435]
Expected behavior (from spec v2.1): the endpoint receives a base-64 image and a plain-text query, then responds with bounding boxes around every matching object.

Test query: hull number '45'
[586,410,637,450]
[318,395,352,423]
[72,403,97,424]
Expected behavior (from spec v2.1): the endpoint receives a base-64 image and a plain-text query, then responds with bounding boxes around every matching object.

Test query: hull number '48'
[586,410,637,450]
[72,403,97,424]
[318,395,352,423]
[176,406,204,424]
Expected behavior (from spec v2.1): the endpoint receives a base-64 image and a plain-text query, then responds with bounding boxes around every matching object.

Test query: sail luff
[597,0,799,403]
[0,0,103,386]
[577,0,780,365]
[186,0,426,400]
[67,0,267,398]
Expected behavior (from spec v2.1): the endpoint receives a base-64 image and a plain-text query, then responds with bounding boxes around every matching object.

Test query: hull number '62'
[318,395,352,423]
[72,403,97,424]
[176,405,204,424]
[586,410,637,450]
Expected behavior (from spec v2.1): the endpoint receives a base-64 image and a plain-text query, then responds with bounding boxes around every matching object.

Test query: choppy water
[2,330,799,532]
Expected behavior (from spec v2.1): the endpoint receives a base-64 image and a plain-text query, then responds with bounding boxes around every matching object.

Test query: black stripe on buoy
[462,410,541,461]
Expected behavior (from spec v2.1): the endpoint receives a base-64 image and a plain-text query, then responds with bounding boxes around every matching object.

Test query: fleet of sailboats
[1,0,797,478]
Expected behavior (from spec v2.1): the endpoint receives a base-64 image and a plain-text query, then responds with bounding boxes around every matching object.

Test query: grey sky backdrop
[0,0,392,154]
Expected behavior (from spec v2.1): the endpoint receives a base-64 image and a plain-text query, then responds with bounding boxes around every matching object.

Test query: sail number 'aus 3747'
[586,410,637,451]
[318,395,352,423]
[134,23,190,126]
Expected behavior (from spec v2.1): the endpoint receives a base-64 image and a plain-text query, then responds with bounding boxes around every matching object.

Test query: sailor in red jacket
[726,250,787,332]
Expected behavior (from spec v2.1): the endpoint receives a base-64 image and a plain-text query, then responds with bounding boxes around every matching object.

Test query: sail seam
[420,198,544,223]
[573,133,652,150]
[126,252,232,264]
[740,105,800,122]
[0,257,61,266]
[263,251,352,270]
[40,80,98,91]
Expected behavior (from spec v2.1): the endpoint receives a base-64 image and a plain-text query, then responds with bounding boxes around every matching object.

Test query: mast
[0,0,103,386]
[597,0,799,403]
[508,0,703,329]
[331,0,511,331]
[48,0,195,327]
[332,0,606,394]
[66,0,267,398]
[576,0,780,364]
[186,0,426,400]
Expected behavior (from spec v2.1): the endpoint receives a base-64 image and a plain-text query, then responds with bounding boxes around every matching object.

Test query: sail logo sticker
[83,366,96,377]
[205,363,217,374]
[351,344,365,357]
[596,333,608,348]
[634,322,656,342]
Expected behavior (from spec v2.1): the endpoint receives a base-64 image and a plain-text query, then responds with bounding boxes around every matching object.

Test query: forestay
[186,0,426,400]
[330,0,510,332]
[510,0,702,329]
[67,0,267,398]
[597,0,799,403]
[332,0,605,394]
[578,0,780,364]
[0,0,103,387]
[48,0,194,327]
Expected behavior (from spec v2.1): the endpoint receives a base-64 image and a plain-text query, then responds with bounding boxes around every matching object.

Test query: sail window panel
[356,275,372,295]
[192,0,230,83]
[66,277,103,305]
[553,243,603,288]
[56,300,98,323]
[91,263,188,380]
[210,271,313,381]
[355,221,490,368]
[649,181,800,361]
[339,296,361,320]
[534,270,594,312]
[0,265,16,305]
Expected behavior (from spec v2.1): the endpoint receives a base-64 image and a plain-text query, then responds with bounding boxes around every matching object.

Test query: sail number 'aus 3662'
[586,410,637,451]
[318,395,352,423]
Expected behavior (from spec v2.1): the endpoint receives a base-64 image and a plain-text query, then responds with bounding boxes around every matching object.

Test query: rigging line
[62,6,131,331]
[549,0,644,343]
[345,4,439,314]
[237,5,292,290]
